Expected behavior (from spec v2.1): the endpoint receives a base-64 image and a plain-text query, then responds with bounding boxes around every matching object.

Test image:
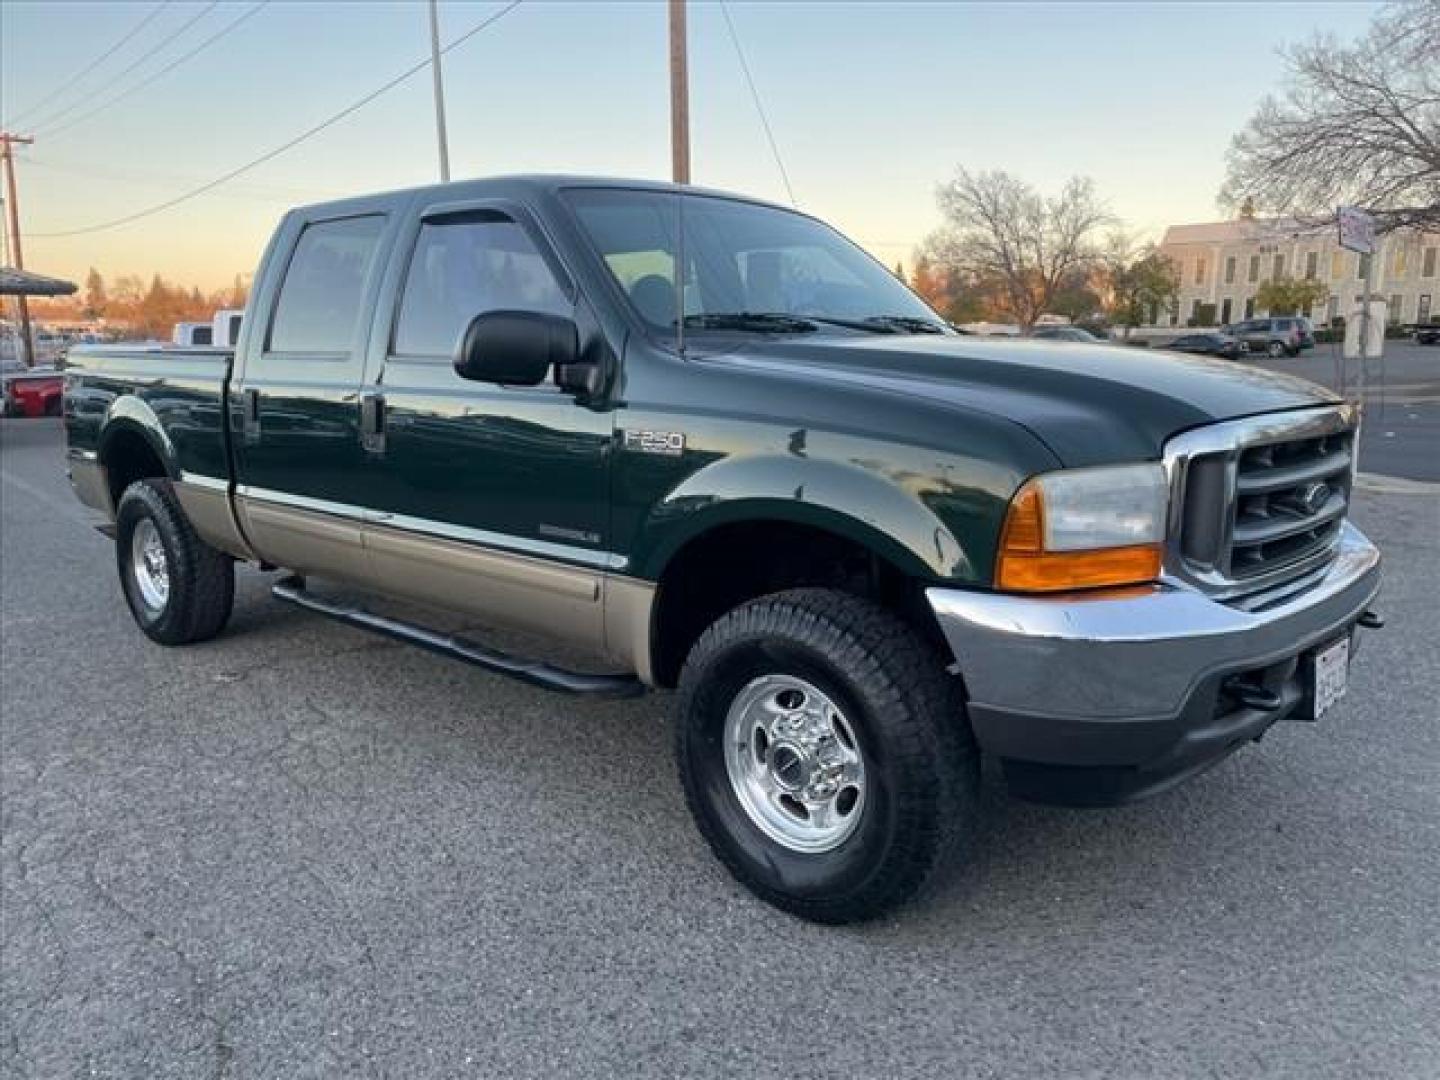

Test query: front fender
[628,453,982,582]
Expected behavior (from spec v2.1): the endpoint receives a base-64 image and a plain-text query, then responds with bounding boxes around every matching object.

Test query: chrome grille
[1164,405,1359,601]
[1230,432,1352,577]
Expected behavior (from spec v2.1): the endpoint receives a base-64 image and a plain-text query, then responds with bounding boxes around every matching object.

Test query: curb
[1354,472,1440,496]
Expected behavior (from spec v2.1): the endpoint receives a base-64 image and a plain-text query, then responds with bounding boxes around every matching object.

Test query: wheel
[114,479,234,645]
[1267,341,1286,358]
[43,396,61,417]
[674,588,978,923]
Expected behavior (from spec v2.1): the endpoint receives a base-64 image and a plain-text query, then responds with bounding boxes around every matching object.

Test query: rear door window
[393,213,569,358]
[269,215,385,353]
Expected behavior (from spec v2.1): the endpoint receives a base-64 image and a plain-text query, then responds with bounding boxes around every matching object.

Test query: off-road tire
[674,588,978,923]
[114,478,234,645]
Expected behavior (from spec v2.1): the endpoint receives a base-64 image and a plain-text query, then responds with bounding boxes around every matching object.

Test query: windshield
[564,188,948,337]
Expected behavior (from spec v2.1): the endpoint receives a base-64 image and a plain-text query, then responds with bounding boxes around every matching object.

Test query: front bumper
[927,521,1381,805]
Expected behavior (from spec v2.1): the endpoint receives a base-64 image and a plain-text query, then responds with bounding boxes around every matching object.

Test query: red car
[2,367,64,418]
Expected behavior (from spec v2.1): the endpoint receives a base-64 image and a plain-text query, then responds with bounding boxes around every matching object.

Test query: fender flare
[98,396,180,480]
[629,453,978,583]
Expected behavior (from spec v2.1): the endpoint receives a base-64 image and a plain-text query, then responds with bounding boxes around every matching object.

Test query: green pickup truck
[64,176,1382,922]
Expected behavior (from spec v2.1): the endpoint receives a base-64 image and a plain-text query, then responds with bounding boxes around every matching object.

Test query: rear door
[353,198,615,643]
[232,207,396,581]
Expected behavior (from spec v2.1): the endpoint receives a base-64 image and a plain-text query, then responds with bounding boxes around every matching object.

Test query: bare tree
[924,170,1109,330]
[1223,1,1440,232]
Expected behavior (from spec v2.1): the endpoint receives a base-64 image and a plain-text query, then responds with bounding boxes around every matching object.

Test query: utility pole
[1,132,35,368]
[669,0,690,184]
[427,0,451,182]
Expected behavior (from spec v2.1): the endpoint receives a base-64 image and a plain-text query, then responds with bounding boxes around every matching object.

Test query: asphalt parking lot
[2,416,1437,1079]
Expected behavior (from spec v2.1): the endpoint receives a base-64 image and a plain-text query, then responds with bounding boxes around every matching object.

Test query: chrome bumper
[928,521,1381,755]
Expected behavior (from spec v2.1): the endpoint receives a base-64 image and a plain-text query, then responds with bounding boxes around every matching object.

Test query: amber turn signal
[995,478,1164,592]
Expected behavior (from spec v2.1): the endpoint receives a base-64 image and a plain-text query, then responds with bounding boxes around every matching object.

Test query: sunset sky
[2,0,1375,291]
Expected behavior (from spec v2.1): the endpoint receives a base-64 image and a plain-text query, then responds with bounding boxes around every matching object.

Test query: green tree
[1103,242,1179,336]
[1255,276,1330,316]
[82,267,107,320]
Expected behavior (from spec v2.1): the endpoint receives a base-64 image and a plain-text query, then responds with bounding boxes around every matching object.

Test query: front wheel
[115,479,234,645]
[1267,341,1287,358]
[674,588,978,923]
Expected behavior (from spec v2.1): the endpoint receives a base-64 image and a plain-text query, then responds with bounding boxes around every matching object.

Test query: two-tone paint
[63,175,1338,686]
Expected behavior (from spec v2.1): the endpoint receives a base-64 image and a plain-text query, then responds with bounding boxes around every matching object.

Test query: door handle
[360,391,386,455]
[242,388,261,445]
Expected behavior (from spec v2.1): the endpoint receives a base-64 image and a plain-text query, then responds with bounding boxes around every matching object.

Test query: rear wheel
[114,479,234,645]
[674,588,978,923]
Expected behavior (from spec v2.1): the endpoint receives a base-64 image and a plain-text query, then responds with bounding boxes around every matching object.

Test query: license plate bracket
[1301,636,1350,721]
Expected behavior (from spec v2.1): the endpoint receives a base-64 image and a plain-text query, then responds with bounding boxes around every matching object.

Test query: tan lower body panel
[67,455,113,518]
[174,481,255,560]
[235,496,370,585]
[365,522,608,652]
[603,575,657,685]
[232,494,656,682]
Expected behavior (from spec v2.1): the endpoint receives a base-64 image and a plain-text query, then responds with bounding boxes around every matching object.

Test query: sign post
[1337,206,1379,407]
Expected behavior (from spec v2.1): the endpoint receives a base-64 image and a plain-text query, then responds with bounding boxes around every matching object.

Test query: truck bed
[64,344,236,485]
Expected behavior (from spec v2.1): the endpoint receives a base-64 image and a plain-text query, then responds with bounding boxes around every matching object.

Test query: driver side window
[393,214,568,357]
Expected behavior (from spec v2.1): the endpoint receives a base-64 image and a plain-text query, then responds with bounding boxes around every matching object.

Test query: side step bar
[271,575,645,699]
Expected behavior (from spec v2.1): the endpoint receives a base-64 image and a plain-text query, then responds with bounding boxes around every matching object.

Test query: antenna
[675,189,687,357]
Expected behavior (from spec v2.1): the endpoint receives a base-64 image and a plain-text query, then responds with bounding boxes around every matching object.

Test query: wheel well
[101,428,168,508]
[648,520,944,688]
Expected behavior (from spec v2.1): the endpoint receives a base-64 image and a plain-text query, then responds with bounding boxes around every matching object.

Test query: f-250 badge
[623,429,686,456]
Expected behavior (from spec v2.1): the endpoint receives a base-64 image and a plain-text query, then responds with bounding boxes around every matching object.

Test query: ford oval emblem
[1299,481,1332,515]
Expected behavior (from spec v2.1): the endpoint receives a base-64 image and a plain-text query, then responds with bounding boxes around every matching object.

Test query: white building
[1157,218,1439,328]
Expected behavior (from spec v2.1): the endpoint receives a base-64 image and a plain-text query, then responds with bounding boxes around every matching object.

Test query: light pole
[428,0,451,182]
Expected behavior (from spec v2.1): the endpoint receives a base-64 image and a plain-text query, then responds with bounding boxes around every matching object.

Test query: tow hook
[1226,681,1283,712]
[1357,609,1385,630]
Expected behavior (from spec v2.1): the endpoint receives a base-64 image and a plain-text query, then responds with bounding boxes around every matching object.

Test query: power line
[27,2,221,134]
[718,0,795,206]
[30,1,524,240]
[42,2,270,140]
[2,1,173,129]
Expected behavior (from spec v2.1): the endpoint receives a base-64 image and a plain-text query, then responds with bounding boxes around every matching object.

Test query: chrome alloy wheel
[723,674,867,853]
[130,518,170,612]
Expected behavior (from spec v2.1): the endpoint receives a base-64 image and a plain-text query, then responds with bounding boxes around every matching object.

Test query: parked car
[63,176,1382,923]
[1031,326,1107,343]
[2,362,64,417]
[1222,316,1315,357]
[1412,323,1439,345]
[1167,332,1247,360]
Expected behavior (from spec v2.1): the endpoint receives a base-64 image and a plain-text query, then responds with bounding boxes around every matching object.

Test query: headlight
[995,463,1168,592]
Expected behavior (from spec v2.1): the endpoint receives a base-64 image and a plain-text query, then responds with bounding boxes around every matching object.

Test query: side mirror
[454,310,578,387]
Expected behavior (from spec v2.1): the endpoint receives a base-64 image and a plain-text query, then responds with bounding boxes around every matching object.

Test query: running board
[271,576,644,698]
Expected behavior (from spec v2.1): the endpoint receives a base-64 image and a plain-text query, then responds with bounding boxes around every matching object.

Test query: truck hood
[717,335,1340,466]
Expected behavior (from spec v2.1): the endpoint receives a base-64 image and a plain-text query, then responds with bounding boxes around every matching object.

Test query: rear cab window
[269,215,386,354]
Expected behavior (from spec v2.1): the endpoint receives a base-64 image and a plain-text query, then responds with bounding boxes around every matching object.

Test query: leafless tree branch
[1222,1,1440,233]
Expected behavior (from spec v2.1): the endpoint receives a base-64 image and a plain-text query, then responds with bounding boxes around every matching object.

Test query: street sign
[1337,206,1376,254]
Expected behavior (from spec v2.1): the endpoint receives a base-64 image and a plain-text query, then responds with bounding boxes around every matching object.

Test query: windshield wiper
[861,315,948,335]
[680,312,818,333]
[800,314,950,335]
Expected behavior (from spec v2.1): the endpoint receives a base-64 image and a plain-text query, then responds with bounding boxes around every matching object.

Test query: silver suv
[1223,316,1315,358]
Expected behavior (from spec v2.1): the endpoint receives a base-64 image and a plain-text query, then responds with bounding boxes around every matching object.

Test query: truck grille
[1229,432,1352,577]
[1168,405,1358,600]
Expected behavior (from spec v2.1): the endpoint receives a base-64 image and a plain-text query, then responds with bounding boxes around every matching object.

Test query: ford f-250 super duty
[64,176,1383,923]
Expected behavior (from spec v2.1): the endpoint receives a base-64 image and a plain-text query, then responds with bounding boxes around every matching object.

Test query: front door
[356,202,614,645]
[232,209,394,581]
